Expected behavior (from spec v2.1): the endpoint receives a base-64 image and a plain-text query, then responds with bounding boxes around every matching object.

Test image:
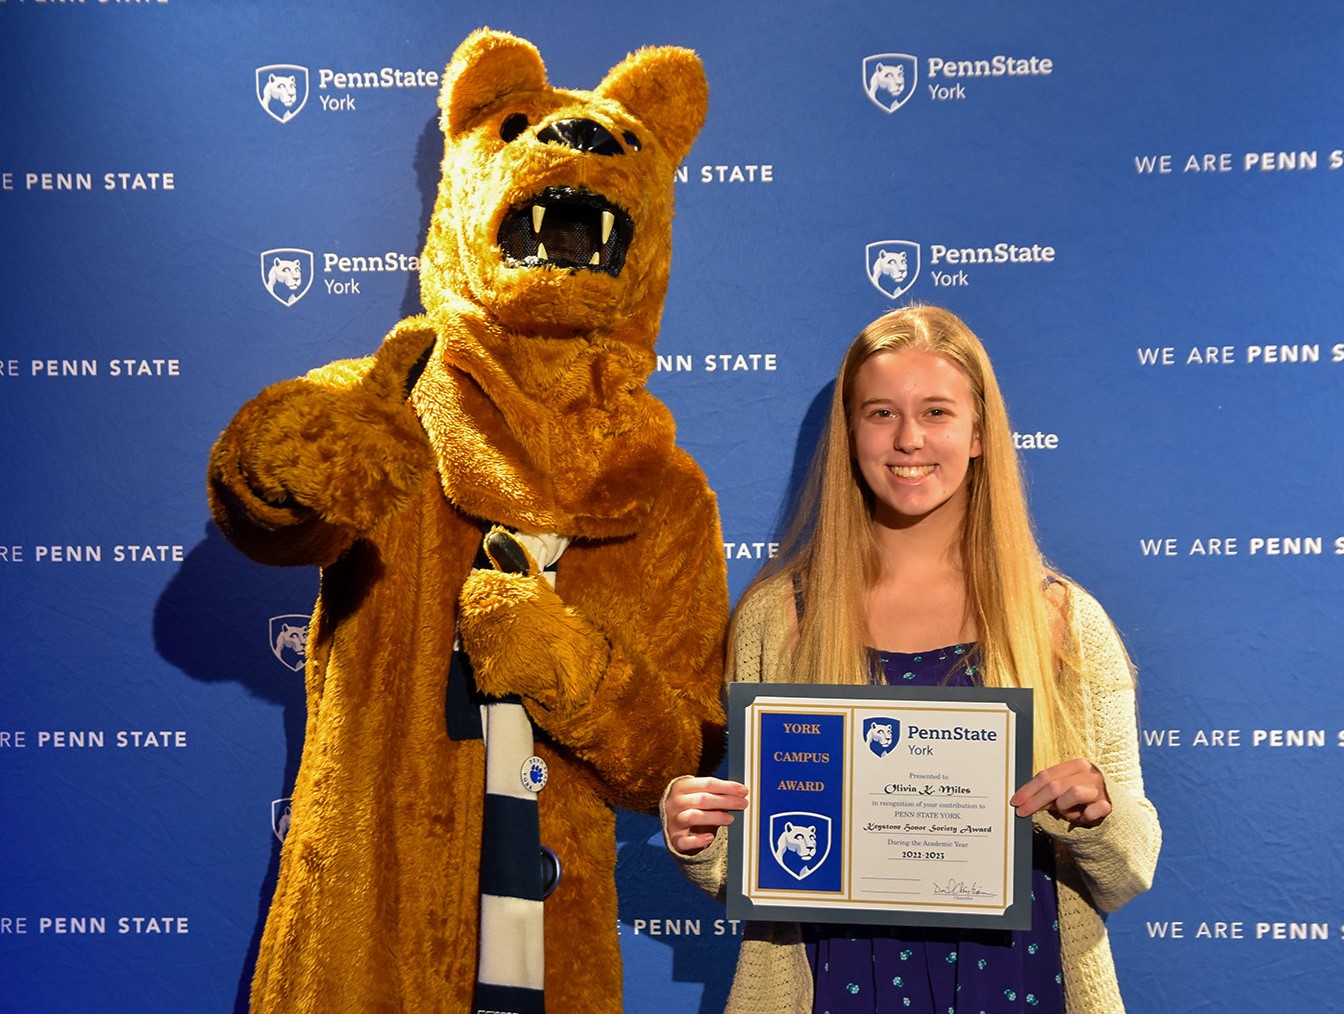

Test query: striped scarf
[448,526,569,1014]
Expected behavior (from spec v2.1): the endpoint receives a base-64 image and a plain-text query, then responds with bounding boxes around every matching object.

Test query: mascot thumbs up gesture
[208,29,727,1014]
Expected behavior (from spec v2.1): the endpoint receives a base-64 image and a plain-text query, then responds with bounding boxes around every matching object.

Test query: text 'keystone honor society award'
[727,683,1034,930]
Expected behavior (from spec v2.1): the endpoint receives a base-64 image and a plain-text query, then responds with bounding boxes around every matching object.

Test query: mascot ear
[597,46,708,166]
[440,28,547,138]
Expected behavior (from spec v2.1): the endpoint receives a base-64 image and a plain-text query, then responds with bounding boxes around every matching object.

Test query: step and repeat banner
[3,2,1342,1011]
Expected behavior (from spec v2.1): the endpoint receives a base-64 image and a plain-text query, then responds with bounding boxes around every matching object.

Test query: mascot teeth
[498,186,632,275]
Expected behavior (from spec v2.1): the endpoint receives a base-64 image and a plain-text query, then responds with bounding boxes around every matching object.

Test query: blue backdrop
[3,2,1343,1011]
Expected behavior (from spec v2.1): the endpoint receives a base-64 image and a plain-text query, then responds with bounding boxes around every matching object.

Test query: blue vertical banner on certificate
[727,683,1034,930]
[753,711,846,893]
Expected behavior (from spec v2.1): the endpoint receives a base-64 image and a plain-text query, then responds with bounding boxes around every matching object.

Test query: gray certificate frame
[726,682,1035,930]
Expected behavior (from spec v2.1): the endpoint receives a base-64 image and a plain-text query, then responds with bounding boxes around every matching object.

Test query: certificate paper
[726,683,1033,929]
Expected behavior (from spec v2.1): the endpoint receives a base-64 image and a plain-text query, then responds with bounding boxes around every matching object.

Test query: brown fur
[208,30,725,1013]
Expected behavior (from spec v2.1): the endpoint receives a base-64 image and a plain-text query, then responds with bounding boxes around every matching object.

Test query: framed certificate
[726,682,1034,930]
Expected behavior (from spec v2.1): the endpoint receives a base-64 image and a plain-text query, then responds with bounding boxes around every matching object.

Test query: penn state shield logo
[269,614,309,672]
[256,65,310,123]
[866,240,921,300]
[260,248,314,306]
[863,54,918,113]
[271,797,293,843]
[863,717,901,757]
[768,811,832,881]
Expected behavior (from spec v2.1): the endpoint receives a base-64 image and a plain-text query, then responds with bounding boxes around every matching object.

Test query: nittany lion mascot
[208,29,726,1014]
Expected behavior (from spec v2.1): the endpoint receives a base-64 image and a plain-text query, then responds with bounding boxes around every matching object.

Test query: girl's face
[849,348,982,528]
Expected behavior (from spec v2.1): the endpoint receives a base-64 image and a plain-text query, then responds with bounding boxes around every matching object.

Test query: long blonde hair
[744,304,1084,767]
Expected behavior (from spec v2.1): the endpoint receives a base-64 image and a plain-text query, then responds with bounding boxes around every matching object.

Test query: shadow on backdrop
[399,115,442,321]
[774,379,835,556]
[154,521,316,1013]
[154,115,440,1008]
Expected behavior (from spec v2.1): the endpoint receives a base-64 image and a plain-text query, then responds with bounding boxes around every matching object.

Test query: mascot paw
[243,328,436,531]
[458,568,606,712]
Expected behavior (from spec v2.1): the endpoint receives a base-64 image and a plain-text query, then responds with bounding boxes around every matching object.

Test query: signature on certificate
[931,879,997,901]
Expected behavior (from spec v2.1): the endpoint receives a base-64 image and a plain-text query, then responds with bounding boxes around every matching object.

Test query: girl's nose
[894,418,923,451]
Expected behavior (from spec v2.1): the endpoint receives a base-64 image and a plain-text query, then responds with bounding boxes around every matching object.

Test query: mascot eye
[623,131,641,151]
[500,113,530,143]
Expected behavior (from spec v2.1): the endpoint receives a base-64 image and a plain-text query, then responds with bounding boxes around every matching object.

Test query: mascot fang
[208,29,727,1014]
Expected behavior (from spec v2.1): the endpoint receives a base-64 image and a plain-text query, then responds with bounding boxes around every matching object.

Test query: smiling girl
[662,305,1160,1013]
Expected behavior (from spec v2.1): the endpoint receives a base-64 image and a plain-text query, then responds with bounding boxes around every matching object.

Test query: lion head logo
[271,797,293,843]
[866,240,921,300]
[256,65,310,123]
[260,249,314,306]
[269,615,310,672]
[269,258,303,293]
[873,250,908,286]
[767,811,833,882]
[869,63,905,103]
[862,54,918,113]
[775,821,817,862]
[863,717,901,757]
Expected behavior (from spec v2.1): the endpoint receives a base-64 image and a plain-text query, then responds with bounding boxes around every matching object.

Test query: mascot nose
[536,118,625,156]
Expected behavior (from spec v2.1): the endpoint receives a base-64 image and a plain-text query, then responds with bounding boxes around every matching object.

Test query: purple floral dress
[803,645,1066,1013]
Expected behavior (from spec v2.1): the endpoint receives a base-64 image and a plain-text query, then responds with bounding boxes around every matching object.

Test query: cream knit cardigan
[665,577,1160,1014]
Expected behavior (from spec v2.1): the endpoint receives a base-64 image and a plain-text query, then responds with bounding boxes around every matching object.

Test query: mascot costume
[208,29,727,1014]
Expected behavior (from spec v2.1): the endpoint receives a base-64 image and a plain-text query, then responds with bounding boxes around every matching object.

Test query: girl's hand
[662,777,749,855]
[1010,758,1112,828]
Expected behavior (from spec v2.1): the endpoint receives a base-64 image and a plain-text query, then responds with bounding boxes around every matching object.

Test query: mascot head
[419,30,707,390]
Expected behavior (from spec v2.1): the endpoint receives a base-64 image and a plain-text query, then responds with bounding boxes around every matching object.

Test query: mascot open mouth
[497,187,633,276]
